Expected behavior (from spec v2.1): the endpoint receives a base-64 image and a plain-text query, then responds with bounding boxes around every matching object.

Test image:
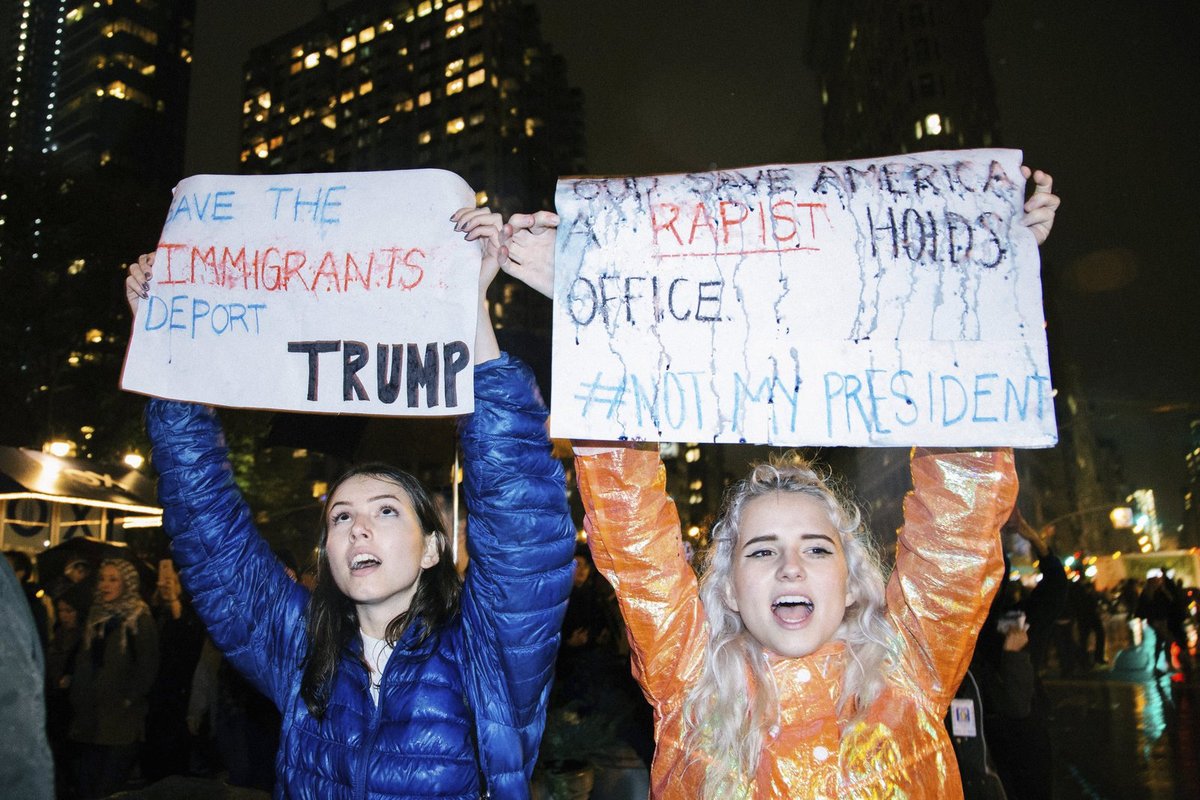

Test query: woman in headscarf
[69,558,159,800]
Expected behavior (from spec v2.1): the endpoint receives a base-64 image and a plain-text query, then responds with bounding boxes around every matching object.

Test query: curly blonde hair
[681,453,902,797]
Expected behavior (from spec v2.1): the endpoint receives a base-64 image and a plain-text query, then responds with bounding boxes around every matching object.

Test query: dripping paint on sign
[550,148,1055,447]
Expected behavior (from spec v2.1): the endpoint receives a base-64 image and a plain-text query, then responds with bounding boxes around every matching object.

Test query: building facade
[238,0,583,217]
[0,0,195,459]
[806,0,999,160]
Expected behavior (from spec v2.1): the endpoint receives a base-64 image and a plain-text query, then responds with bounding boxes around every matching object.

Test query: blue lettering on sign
[265,185,347,225]
[167,190,238,223]
[732,372,800,435]
[575,371,704,431]
[822,368,1052,436]
[143,294,267,338]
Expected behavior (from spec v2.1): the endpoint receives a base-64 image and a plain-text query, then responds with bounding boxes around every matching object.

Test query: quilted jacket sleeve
[146,399,309,709]
[457,354,575,791]
[887,448,1017,715]
[574,446,708,712]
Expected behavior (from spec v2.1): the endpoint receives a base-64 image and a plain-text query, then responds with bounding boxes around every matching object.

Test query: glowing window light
[447,78,463,95]
[418,91,432,106]
[446,117,464,134]
[359,26,375,43]
[445,3,463,21]
[446,23,464,38]
[341,36,355,53]
[304,52,320,68]
[446,58,464,77]
[467,69,485,87]
[924,113,943,135]
[123,453,144,469]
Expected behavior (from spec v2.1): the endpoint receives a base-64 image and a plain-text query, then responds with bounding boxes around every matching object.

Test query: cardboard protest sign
[550,149,1056,447]
[121,169,481,415]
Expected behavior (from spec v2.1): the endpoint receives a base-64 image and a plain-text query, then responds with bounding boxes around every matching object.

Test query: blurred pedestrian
[1076,579,1107,666]
[1137,571,1189,675]
[1,554,54,799]
[69,558,159,799]
[140,559,205,783]
[5,548,51,650]
[46,586,87,797]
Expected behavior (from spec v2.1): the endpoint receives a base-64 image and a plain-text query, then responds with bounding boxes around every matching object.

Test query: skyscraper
[0,0,195,457]
[806,0,999,160]
[238,0,584,217]
[1,0,194,181]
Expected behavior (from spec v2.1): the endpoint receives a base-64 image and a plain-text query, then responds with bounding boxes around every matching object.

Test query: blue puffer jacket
[147,353,576,799]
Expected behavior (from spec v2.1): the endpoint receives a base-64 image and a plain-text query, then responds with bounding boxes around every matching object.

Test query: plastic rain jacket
[147,354,576,800]
[576,446,1016,799]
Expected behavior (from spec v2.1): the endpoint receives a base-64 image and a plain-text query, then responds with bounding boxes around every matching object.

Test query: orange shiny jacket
[576,446,1017,799]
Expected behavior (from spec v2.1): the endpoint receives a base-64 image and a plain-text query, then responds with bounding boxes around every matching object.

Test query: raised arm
[130,252,309,707]
[451,205,576,786]
[146,399,310,708]
[574,445,709,710]
[887,448,1017,713]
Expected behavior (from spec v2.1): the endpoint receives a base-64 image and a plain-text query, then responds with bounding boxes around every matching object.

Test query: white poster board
[550,149,1056,447]
[121,169,480,415]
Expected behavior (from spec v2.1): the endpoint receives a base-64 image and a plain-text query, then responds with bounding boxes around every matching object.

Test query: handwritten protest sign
[121,169,481,415]
[550,149,1056,447]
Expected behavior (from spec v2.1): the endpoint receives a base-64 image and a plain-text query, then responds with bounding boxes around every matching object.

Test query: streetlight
[123,452,144,470]
[43,439,74,457]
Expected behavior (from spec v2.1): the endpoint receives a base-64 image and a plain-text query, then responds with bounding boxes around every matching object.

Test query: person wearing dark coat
[0,555,54,800]
[69,558,160,799]
[140,560,207,783]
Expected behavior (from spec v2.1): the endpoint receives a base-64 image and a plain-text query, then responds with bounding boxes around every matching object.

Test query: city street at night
[1046,636,1199,799]
[2,1,1198,799]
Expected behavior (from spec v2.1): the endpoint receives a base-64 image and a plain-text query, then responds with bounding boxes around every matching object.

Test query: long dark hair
[300,463,461,718]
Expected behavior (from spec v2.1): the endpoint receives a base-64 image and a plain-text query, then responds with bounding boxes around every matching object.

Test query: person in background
[1,554,54,800]
[5,549,51,650]
[69,558,159,799]
[958,511,1064,800]
[46,586,88,798]
[1137,571,1190,675]
[141,559,206,783]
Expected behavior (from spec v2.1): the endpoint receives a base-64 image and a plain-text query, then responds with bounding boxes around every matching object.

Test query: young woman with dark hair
[125,206,576,799]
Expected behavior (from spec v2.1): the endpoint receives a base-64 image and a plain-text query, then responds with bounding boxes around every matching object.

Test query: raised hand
[502,210,559,299]
[1020,167,1059,246]
[124,252,155,314]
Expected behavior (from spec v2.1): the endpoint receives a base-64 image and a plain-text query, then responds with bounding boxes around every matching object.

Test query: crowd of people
[1,168,1143,800]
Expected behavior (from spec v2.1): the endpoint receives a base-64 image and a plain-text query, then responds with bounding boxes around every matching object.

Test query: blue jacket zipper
[352,665,383,800]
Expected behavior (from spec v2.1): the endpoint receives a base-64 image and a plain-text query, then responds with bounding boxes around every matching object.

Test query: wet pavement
[1045,626,1199,799]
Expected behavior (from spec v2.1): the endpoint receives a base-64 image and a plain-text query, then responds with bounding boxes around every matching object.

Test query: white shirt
[360,630,395,706]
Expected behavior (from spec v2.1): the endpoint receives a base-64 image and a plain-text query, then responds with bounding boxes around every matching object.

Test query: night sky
[184,0,1200,530]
